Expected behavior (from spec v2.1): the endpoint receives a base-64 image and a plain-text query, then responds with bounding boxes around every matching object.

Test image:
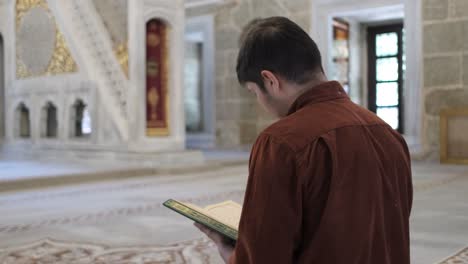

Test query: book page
[203,201,242,230]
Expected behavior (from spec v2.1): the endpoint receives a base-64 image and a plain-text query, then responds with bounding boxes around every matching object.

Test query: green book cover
[163,199,238,242]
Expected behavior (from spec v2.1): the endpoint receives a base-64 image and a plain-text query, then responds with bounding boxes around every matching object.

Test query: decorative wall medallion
[147,60,159,76]
[17,6,56,76]
[15,0,78,79]
[147,33,161,47]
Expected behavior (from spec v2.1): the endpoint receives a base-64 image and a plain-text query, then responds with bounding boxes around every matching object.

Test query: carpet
[0,238,222,263]
[439,247,468,264]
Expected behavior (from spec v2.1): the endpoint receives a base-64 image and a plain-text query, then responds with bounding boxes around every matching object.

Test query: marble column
[0,35,4,141]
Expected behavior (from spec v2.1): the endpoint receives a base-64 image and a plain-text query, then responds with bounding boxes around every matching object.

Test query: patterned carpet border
[414,174,468,192]
[438,247,468,264]
[0,237,219,263]
[0,189,245,234]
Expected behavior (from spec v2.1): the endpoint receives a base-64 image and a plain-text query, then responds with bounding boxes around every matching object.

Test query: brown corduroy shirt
[229,81,412,264]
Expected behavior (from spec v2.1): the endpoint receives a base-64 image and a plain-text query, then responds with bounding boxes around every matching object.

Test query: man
[196,16,413,263]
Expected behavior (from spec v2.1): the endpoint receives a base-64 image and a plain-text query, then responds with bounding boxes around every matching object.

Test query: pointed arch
[41,101,58,138]
[15,103,30,138]
[145,18,170,137]
[71,99,91,138]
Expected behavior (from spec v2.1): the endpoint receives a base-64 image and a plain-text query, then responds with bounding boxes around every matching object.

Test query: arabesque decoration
[16,0,78,79]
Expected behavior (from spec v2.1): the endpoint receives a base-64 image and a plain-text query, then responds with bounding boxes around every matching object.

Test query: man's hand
[194,223,234,263]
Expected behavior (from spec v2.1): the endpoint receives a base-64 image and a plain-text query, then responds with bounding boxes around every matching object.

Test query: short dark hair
[236,17,324,91]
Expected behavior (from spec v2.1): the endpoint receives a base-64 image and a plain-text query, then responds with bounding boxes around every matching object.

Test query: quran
[163,199,242,242]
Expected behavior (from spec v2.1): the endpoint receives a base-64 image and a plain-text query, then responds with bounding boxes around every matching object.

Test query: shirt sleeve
[229,133,303,264]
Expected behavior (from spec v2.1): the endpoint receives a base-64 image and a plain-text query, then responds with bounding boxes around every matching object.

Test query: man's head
[236,17,326,117]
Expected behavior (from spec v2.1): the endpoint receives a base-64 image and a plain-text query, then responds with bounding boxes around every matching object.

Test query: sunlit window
[368,24,405,133]
[72,99,92,138]
[81,108,92,135]
[331,18,350,94]
[184,41,204,133]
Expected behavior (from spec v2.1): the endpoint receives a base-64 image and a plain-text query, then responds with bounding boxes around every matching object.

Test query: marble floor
[0,161,466,263]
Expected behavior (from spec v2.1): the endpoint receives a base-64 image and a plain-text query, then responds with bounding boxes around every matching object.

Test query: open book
[163,199,242,242]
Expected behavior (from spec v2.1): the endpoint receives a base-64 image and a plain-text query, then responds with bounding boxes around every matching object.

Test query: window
[331,18,350,94]
[367,24,404,133]
[184,39,204,133]
[16,103,30,138]
[72,99,92,138]
[41,102,58,138]
[184,15,216,149]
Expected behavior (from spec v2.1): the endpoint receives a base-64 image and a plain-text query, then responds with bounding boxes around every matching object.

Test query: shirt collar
[287,81,349,115]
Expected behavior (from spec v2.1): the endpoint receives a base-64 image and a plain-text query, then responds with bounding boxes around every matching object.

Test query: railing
[51,0,129,140]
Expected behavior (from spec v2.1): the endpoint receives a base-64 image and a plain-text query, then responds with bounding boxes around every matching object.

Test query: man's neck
[286,75,328,110]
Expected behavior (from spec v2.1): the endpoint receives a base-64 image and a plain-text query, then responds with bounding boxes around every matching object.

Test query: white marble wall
[127,0,186,152]
[0,1,11,145]
[0,0,196,163]
[93,0,127,45]
[7,75,95,143]
[1,0,121,151]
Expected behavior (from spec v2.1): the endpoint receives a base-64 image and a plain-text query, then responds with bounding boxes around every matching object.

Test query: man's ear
[260,70,280,94]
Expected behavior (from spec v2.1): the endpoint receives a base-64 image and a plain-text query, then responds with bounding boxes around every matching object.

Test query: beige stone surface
[464,20,468,51]
[464,55,468,86]
[424,0,448,20]
[216,76,251,101]
[292,12,311,31]
[424,56,461,87]
[215,28,239,51]
[423,22,463,54]
[284,0,311,14]
[450,0,468,18]
[239,100,258,120]
[447,115,468,158]
[216,121,241,147]
[424,115,440,148]
[239,120,257,145]
[230,1,254,27]
[425,89,468,115]
[422,0,468,160]
[213,0,312,148]
[216,102,235,121]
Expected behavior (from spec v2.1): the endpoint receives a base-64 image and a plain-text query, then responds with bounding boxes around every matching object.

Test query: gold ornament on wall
[147,33,161,47]
[15,0,78,79]
[114,42,129,78]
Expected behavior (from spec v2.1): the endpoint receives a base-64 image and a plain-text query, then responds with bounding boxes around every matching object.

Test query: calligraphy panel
[146,19,169,136]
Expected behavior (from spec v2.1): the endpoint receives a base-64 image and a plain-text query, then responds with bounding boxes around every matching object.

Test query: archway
[16,103,30,138]
[145,18,169,137]
[311,0,423,152]
[71,99,91,138]
[184,15,216,149]
[41,102,58,138]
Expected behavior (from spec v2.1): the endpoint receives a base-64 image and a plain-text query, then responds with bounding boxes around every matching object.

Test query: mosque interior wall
[0,0,467,163]
[422,0,468,161]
